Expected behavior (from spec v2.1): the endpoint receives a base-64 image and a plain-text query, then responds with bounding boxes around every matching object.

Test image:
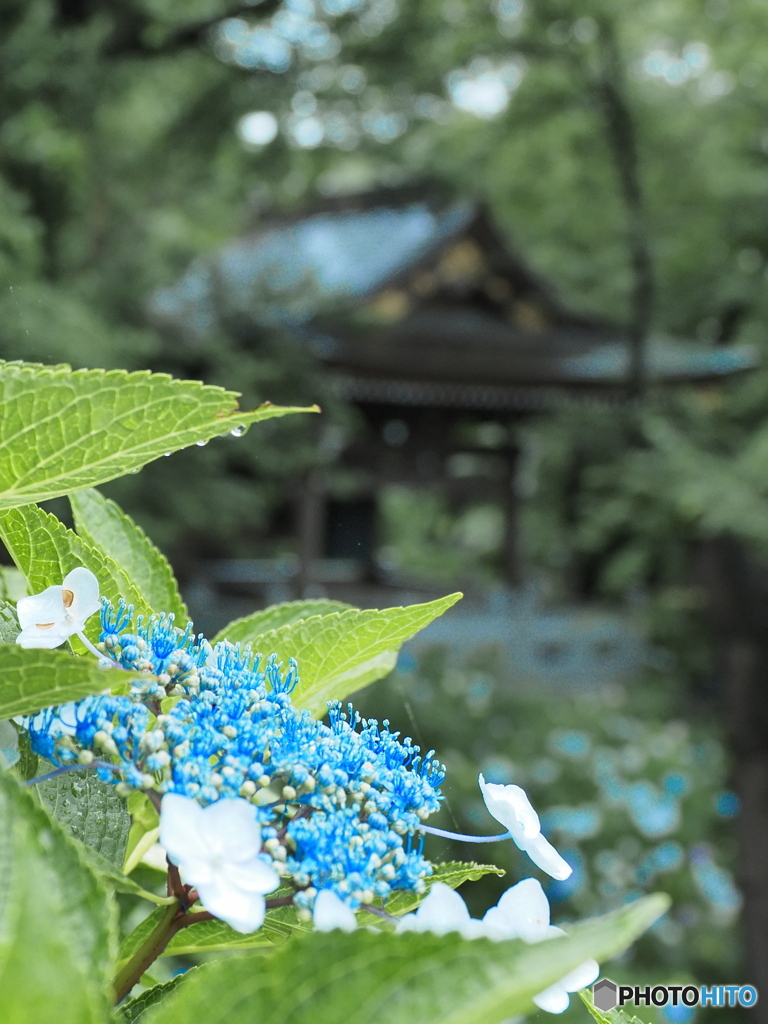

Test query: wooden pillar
[502,445,521,590]
[295,471,326,598]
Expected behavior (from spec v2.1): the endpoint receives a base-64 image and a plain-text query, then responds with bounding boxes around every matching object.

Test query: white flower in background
[16,567,100,649]
[483,878,599,1013]
[398,882,486,939]
[479,774,572,880]
[159,794,280,934]
[313,890,358,932]
[396,879,597,1013]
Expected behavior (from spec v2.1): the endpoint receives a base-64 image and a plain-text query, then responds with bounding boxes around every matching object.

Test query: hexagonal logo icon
[593,978,618,1012]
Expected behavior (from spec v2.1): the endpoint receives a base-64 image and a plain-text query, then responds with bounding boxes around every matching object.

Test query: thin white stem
[77,631,119,667]
[419,824,513,844]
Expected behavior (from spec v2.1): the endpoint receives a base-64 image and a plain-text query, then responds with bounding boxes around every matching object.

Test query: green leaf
[0,567,27,603]
[36,764,131,868]
[0,720,19,770]
[0,771,118,1024]
[0,503,151,642]
[164,866,504,958]
[76,843,174,906]
[71,489,187,622]
[12,725,38,780]
[144,894,670,1024]
[0,361,317,509]
[0,646,135,718]
[253,593,462,716]
[117,974,191,1024]
[580,989,651,1024]
[164,886,304,956]
[0,600,19,644]
[123,790,160,874]
[376,861,505,919]
[213,598,354,646]
[117,906,169,975]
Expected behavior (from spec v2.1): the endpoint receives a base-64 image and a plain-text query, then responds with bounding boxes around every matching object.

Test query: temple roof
[151,198,757,402]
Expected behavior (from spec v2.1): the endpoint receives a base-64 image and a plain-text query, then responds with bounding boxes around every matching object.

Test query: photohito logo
[593,978,758,1011]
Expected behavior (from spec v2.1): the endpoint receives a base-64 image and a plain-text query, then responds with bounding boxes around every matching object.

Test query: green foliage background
[5,0,768,575]
[3,0,768,1017]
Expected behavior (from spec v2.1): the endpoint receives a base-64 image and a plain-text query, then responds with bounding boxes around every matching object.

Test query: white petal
[459,917,490,939]
[314,890,357,932]
[484,878,551,940]
[17,587,72,647]
[16,623,73,649]
[62,567,100,628]
[479,775,539,842]
[407,882,473,935]
[558,958,599,992]
[160,794,208,865]
[533,983,571,1014]
[397,913,419,931]
[175,855,216,890]
[520,833,572,881]
[224,859,280,896]
[482,905,516,940]
[17,587,65,631]
[197,874,267,934]
[200,798,263,861]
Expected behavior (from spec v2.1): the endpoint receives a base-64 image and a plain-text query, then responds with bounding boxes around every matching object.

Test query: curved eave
[327,339,758,413]
[563,338,759,382]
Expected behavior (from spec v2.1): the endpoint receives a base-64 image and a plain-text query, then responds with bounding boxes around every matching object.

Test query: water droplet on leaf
[230,424,247,438]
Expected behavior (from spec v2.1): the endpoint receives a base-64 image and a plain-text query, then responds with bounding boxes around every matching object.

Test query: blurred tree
[5,0,768,1000]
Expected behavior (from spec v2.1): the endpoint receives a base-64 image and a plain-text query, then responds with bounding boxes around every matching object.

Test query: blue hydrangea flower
[20,599,445,915]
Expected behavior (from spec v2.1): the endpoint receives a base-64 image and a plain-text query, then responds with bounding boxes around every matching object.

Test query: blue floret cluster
[21,600,445,910]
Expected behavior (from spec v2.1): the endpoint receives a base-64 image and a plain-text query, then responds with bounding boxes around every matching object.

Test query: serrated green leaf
[163,885,302,956]
[164,905,301,956]
[252,593,462,716]
[0,646,135,718]
[0,771,118,1024]
[374,861,505,920]
[76,843,174,906]
[163,866,503,957]
[12,724,37,780]
[118,974,192,1023]
[71,489,187,622]
[0,503,150,644]
[0,600,19,644]
[0,567,27,603]
[36,764,131,868]
[0,361,317,509]
[213,598,354,646]
[144,894,670,1024]
[580,989,651,1024]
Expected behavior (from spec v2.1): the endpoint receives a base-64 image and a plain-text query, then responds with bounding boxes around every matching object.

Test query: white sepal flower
[482,877,552,941]
[398,882,486,939]
[479,774,572,880]
[160,794,280,934]
[313,890,357,932]
[482,878,599,1014]
[16,567,100,649]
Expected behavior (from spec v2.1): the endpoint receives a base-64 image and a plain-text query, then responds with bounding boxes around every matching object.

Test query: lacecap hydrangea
[22,598,444,912]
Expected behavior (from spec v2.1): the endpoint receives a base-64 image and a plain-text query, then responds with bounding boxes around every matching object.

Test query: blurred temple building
[153,193,755,682]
